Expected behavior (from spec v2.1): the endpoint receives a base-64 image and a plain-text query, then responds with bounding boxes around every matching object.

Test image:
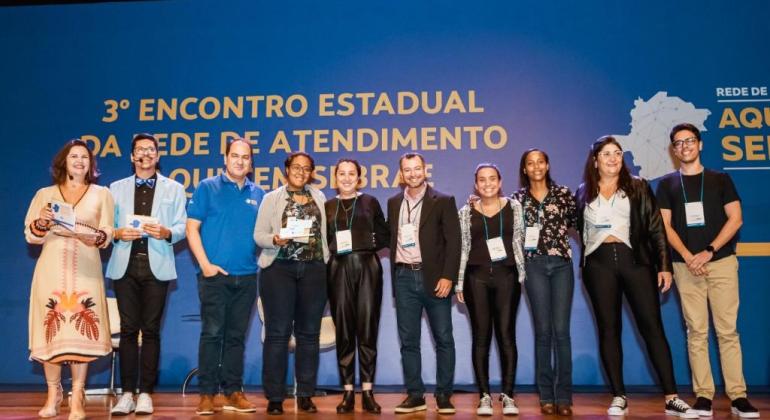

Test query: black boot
[336,391,355,413]
[297,396,317,413]
[362,390,382,414]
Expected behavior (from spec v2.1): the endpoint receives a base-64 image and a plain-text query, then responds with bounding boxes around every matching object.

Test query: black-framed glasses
[672,137,698,149]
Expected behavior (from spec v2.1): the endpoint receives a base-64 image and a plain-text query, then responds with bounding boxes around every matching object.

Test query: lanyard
[525,190,549,227]
[597,190,617,208]
[679,170,704,203]
[480,198,503,240]
[333,196,358,233]
[403,196,424,224]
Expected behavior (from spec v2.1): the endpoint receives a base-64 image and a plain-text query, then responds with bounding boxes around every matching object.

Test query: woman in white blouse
[575,136,696,418]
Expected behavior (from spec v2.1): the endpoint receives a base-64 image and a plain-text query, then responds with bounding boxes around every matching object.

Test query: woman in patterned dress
[25,139,114,420]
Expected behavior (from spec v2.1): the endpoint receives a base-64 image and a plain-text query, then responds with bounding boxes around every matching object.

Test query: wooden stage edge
[0,391,767,419]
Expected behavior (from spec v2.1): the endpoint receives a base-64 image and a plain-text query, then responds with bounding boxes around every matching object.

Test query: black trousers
[327,252,383,385]
[113,254,169,394]
[463,264,520,396]
[583,243,677,396]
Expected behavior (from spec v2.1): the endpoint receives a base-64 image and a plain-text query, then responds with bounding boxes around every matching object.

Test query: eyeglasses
[290,165,313,173]
[598,150,623,159]
[672,137,698,149]
[134,146,157,155]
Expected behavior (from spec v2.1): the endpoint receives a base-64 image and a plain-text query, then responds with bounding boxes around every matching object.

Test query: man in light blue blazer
[106,133,187,416]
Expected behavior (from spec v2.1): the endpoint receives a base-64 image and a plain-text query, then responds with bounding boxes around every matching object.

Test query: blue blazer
[106,174,187,281]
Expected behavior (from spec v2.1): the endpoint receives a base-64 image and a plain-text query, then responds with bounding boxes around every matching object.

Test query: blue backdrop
[1,1,768,390]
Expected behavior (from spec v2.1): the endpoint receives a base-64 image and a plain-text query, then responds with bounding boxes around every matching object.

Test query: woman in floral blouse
[513,149,577,416]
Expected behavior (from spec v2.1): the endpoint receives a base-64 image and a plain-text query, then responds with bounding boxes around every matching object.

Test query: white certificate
[127,214,158,230]
[279,217,313,239]
[50,200,75,229]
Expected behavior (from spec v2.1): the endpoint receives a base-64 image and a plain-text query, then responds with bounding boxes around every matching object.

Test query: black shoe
[297,396,317,413]
[362,390,382,414]
[394,395,427,413]
[692,397,712,417]
[336,391,355,414]
[436,394,456,415]
[731,398,760,418]
[266,401,283,415]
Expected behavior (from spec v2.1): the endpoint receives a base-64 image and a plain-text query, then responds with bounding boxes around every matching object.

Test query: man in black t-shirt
[656,123,759,419]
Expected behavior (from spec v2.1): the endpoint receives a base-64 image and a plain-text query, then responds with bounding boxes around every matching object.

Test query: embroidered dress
[24,185,114,363]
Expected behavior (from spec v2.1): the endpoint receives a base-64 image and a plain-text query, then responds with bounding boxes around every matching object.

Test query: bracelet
[33,219,51,232]
[30,222,46,238]
[94,230,107,247]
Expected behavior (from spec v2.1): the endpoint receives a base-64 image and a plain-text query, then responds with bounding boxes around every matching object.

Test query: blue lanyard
[597,190,617,208]
[679,170,704,203]
[480,198,503,240]
[333,196,357,233]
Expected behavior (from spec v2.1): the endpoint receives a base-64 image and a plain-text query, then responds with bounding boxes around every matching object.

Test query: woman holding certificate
[456,163,525,416]
[324,159,389,414]
[24,139,114,420]
[253,152,329,415]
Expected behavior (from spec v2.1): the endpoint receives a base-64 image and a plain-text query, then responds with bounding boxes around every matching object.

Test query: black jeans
[261,259,327,402]
[113,254,169,394]
[463,264,520,396]
[328,252,383,385]
[583,243,677,396]
[197,272,257,395]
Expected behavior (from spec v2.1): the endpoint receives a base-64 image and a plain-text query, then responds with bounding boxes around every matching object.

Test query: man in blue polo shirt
[186,138,264,416]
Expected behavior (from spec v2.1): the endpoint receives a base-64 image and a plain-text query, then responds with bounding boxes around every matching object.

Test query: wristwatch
[705,245,715,253]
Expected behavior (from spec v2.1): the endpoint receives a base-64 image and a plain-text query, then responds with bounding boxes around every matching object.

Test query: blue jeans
[524,256,574,405]
[197,272,257,395]
[260,259,327,402]
[394,266,455,397]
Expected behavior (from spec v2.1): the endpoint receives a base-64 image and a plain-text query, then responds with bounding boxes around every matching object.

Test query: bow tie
[135,177,156,188]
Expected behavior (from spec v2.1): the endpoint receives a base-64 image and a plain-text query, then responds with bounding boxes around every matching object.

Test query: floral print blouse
[513,184,577,260]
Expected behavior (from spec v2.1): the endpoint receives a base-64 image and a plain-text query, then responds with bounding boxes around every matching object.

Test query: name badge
[399,224,417,248]
[524,226,540,250]
[685,201,706,227]
[595,206,612,229]
[336,229,353,254]
[486,236,507,261]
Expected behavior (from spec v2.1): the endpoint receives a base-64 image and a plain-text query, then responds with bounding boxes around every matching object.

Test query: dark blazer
[575,176,672,273]
[387,185,462,296]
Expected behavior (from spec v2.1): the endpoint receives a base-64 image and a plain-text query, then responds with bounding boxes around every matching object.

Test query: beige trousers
[673,255,747,400]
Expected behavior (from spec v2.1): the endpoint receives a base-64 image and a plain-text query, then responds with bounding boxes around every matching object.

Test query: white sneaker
[111,392,136,415]
[135,392,154,415]
[607,396,628,416]
[501,393,519,416]
[476,393,493,416]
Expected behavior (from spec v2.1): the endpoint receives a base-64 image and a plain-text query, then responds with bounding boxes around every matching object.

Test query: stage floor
[0,391,767,419]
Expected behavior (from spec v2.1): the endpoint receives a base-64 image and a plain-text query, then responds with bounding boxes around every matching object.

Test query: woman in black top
[325,158,389,414]
[457,164,525,416]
